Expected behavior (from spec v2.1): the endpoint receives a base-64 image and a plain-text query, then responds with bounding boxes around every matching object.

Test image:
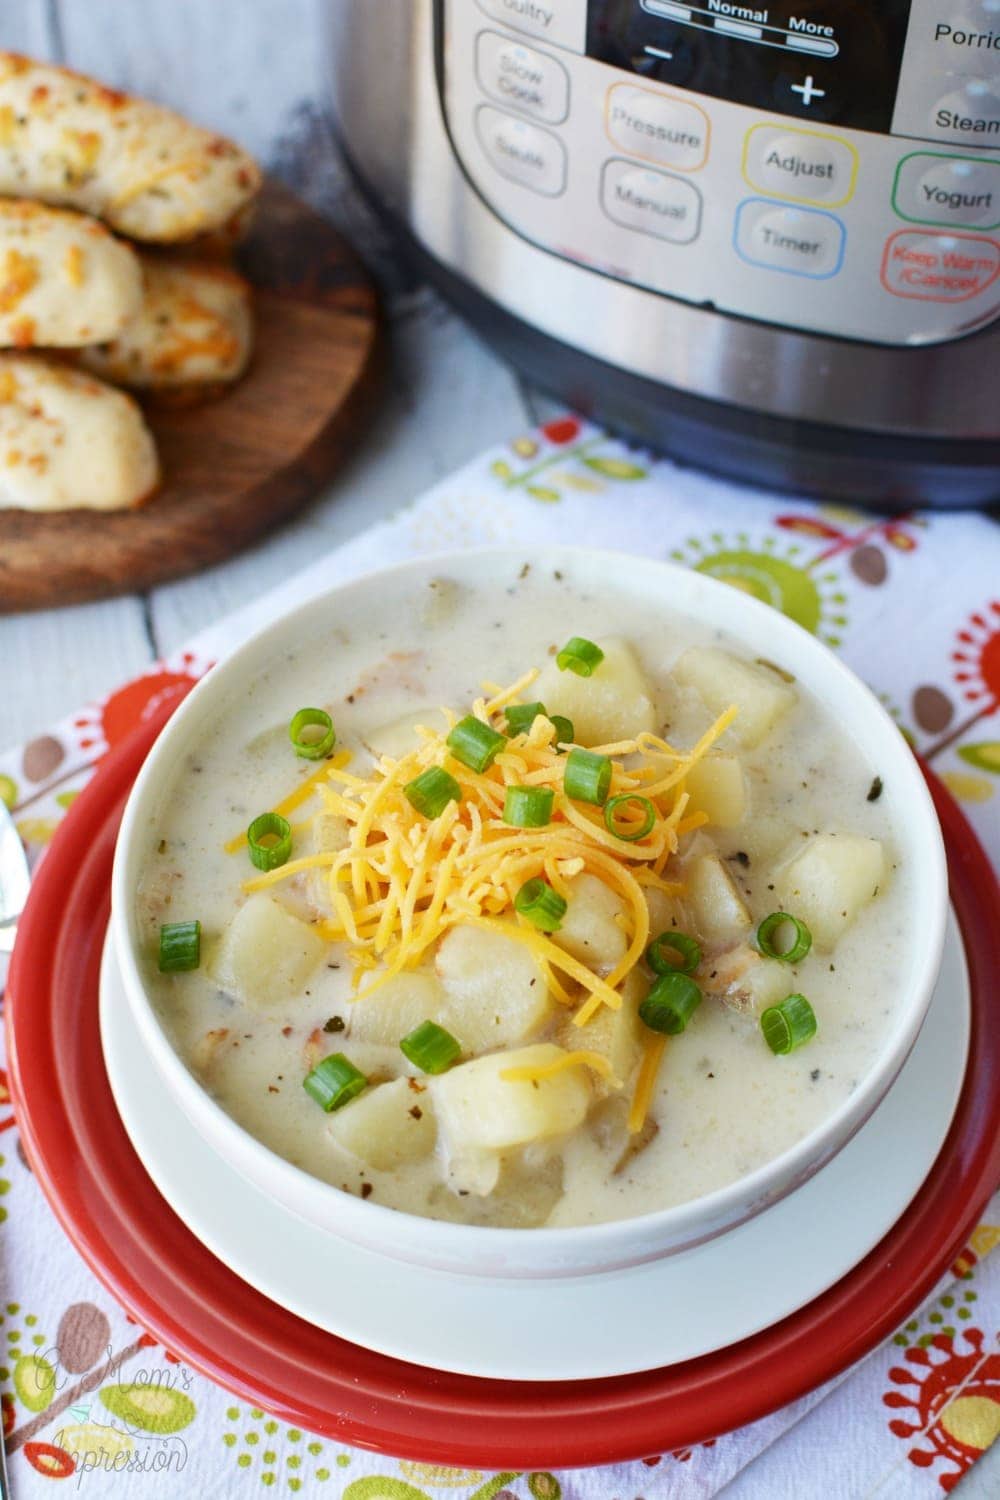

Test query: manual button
[734,200,845,278]
[476,31,569,124]
[743,125,857,207]
[601,159,702,244]
[476,105,567,195]
[893,152,1000,231]
[605,84,710,173]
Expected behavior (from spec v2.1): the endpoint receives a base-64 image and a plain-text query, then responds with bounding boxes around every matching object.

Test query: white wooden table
[0,4,995,1495]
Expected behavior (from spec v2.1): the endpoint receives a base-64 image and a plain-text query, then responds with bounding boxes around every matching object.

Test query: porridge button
[476,105,567,195]
[605,83,710,172]
[734,200,846,278]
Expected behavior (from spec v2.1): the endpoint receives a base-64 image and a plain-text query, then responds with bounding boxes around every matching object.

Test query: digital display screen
[586,1,913,133]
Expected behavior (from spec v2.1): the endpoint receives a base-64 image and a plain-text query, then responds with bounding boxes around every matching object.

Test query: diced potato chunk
[685,753,746,828]
[559,969,645,1088]
[552,873,627,975]
[363,709,438,761]
[210,893,325,1010]
[432,1044,591,1153]
[686,852,751,947]
[704,945,791,1015]
[347,971,448,1046]
[775,833,885,951]
[535,637,656,745]
[327,1077,436,1170]
[435,924,552,1052]
[644,885,690,939]
[673,647,797,748]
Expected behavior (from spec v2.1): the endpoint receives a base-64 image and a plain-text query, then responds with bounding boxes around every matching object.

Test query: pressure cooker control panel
[441,0,1000,345]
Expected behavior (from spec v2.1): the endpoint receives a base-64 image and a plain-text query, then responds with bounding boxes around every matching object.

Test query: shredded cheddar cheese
[500,1050,621,1088]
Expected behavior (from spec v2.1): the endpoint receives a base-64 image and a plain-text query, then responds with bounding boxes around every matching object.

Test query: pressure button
[743,125,857,207]
[605,84,710,172]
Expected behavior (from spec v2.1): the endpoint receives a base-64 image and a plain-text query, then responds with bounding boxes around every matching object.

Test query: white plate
[100,912,969,1383]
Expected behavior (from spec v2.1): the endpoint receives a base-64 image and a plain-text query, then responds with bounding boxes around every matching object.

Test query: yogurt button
[743,126,857,205]
[894,152,1000,229]
[476,106,567,195]
[475,0,587,52]
[601,160,703,243]
[605,84,710,172]
[735,201,845,278]
[476,31,570,123]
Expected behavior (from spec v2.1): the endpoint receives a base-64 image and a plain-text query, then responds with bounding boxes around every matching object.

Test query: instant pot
[328,1,1000,507]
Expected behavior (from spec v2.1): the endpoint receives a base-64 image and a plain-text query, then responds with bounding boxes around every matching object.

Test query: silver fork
[0,800,28,1498]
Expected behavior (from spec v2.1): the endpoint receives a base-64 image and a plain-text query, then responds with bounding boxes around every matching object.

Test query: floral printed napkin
[1,417,999,1498]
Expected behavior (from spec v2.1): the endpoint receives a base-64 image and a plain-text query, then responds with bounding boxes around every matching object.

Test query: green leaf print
[13,1355,56,1413]
[958,742,1000,774]
[527,485,562,503]
[99,1382,196,1435]
[343,1481,435,1500]
[580,456,646,480]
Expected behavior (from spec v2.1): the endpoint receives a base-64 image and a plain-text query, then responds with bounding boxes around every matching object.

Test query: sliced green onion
[158,920,201,973]
[604,793,656,842]
[639,972,702,1036]
[647,930,701,976]
[446,714,506,773]
[514,876,567,932]
[504,785,554,828]
[761,993,817,1055]
[404,766,461,819]
[505,701,547,736]
[400,1020,462,1075]
[288,707,336,760]
[246,811,292,872]
[756,911,813,964]
[303,1053,368,1111]
[564,748,612,805]
[556,637,605,677]
[549,715,574,749]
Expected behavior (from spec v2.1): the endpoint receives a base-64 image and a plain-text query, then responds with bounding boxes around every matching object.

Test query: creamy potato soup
[136,565,907,1229]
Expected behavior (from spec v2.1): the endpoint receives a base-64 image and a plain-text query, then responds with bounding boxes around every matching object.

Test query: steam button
[931,80,1000,145]
[475,105,567,195]
[476,31,570,124]
[734,200,846,278]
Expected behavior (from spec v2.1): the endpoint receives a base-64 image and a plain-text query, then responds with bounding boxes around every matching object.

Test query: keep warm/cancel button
[881,229,1000,301]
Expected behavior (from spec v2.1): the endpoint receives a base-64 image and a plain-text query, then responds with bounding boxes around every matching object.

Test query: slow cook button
[893,152,1000,230]
[475,105,567,195]
[605,83,710,172]
[742,125,857,207]
[881,229,1000,300]
[601,160,702,243]
[476,31,570,124]
[475,0,587,52]
[734,200,845,278]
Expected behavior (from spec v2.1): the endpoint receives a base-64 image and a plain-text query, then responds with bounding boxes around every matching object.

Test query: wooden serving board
[0,180,383,614]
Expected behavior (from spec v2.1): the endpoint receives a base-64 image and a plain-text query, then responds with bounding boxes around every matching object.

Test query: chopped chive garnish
[504,785,555,828]
[556,637,605,677]
[514,876,567,932]
[639,972,702,1036]
[564,747,612,805]
[288,707,336,760]
[246,811,292,872]
[404,766,461,819]
[756,911,813,964]
[549,714,574,750]
[647,930,701,976]
[505,701,547,736]
[761,993,817,1054]
[400,1020,462,1074]
[158,920,201,973]
[303,1053,368,1111]
[604,792,655,842]
[446,714,506,773]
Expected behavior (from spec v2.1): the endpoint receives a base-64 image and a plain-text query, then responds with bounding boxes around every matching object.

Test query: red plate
[6,702,1000,1468]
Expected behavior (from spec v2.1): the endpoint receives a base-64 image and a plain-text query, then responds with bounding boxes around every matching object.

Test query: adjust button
[475,105,567,195]
[601,159,702,244]
[475,0,587,53]
[893,152,1000,231]
[742,125,858,207]
[881,230,1000,301]
[605,84,710,173]
[476,31,569,124]
[734,200,845,278]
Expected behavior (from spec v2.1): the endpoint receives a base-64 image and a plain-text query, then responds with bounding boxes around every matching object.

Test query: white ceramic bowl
[111,548,948,1280]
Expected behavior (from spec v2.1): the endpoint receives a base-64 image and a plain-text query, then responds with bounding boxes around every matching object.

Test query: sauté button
[605,84,710,172]
[475,105,567,195]
[475,0,587,53]
[600,159,703,244]
[881,229,1000,300]
[476,31,570,123]
[742,125,857,207]
[893,152,1000,230]
[734,200,845,278]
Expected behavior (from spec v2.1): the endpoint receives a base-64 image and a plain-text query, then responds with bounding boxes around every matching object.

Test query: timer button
[893,153,1000,231]
[600,159,703,244]
[742,125,858,208]
[881,229,1000,301]
[734,200,846,279]
[476,31,570,124]
[605,84,710,173]
[475,105,567,195]
[474,0,586,53]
